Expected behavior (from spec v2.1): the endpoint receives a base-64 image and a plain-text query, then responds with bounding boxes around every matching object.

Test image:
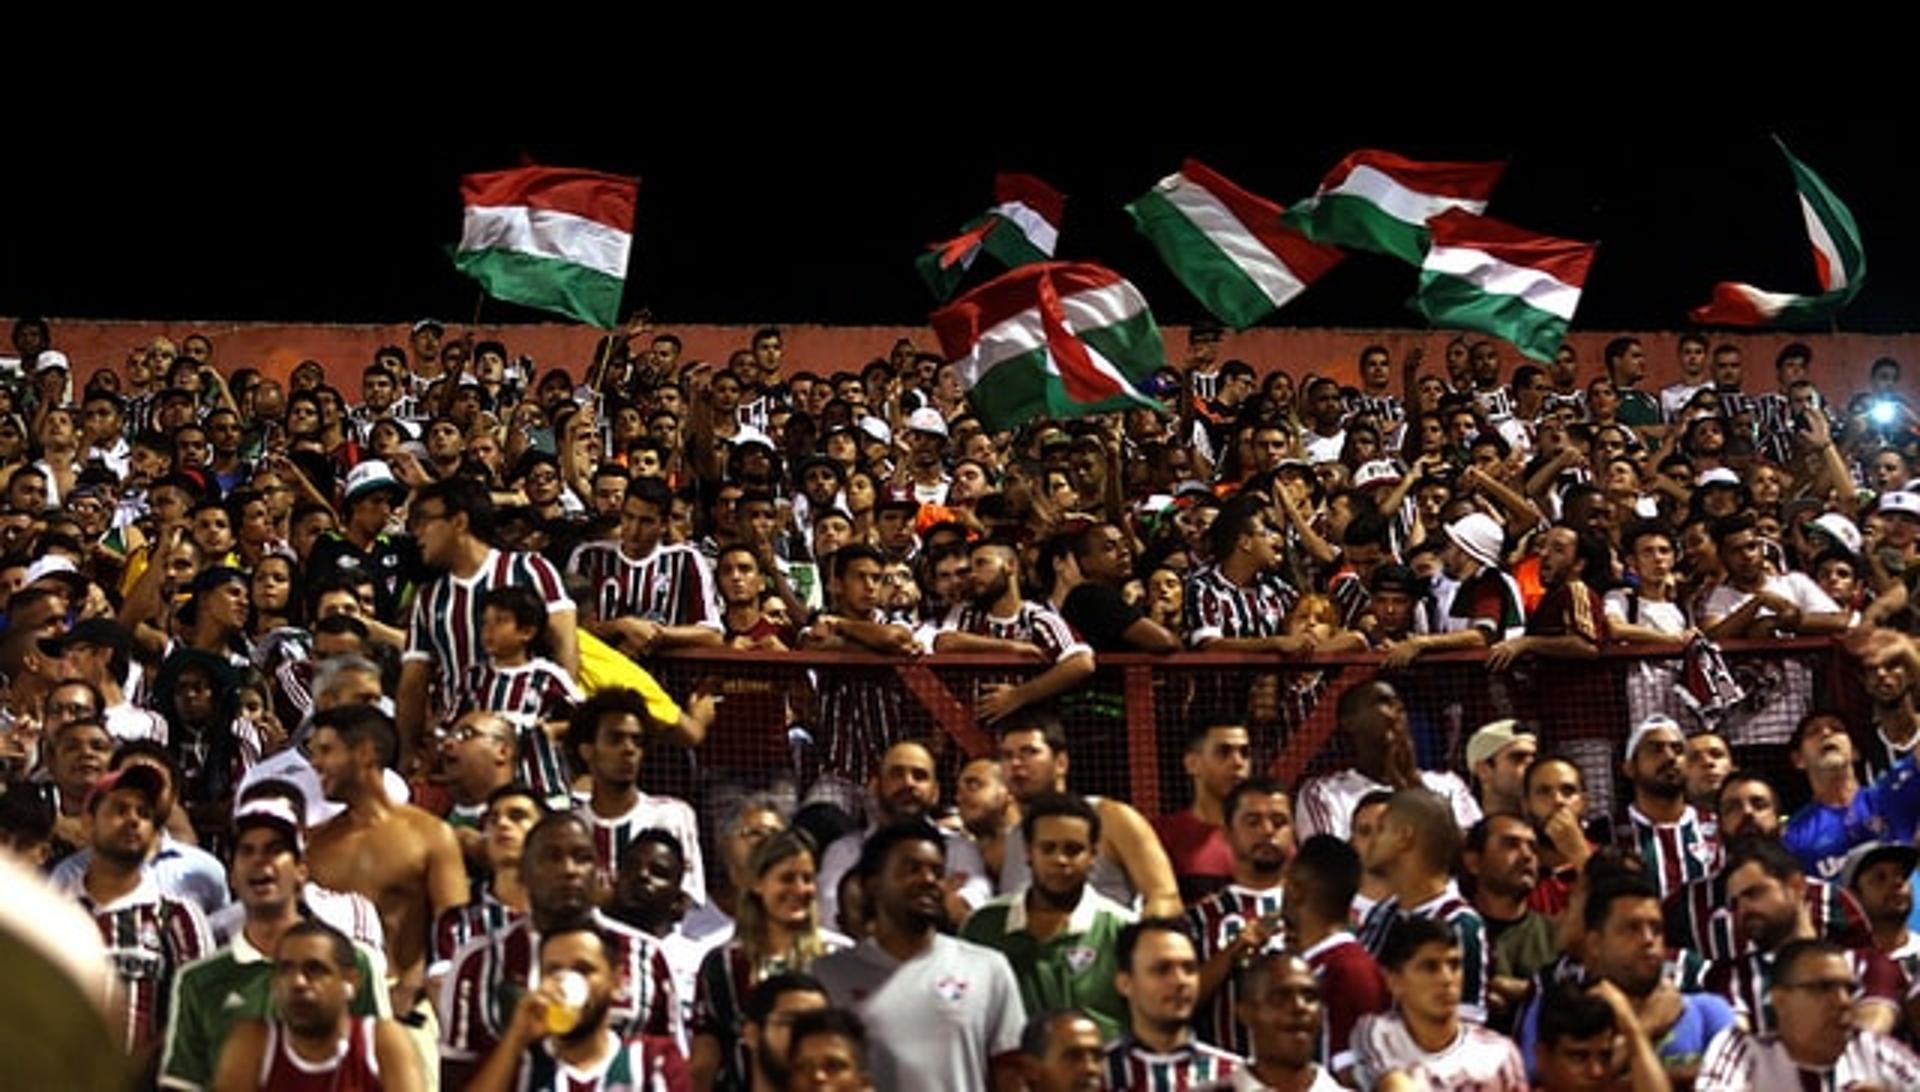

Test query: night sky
[7,111,1906,334]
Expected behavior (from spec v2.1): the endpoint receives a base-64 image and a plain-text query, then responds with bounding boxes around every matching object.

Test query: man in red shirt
[1150,722,1251,903]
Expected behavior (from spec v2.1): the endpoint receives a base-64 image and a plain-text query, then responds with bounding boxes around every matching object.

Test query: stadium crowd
[4,311,1920,1090]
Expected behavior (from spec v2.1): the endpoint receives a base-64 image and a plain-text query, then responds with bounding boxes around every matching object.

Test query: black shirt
[1062,583,1145,652]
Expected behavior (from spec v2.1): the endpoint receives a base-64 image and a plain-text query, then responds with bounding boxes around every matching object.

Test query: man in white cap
[1874,490,1920,565]
[1382,511,1522,667]
[308,460,419,620]
[1620,715,1714,899]
[902,407,951,506]
[1465,720,1537,817]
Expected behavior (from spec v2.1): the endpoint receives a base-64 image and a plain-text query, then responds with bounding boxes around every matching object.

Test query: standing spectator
[459,586,583,808]
[930,539,1095,726]
[1295,678,1480,842]
[1281,836,1391,1081]
[1355,789,1491,1024]
[1229,951,1348,1092]
[1151,722,1252,902]
[1840,841,1920,983]
[1185,777,1293,1056]
[1782,709,1920,880]
[1620,716,1715,899]
[1350,918,1526,1090]
[1104,919,1241,1090]
[569,689,703,904]
[566,477,722,657]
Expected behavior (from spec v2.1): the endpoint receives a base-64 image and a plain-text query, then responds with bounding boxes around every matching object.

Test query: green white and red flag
[1126,159,1344,329]
[452,166,638,328]
[1690,137,1866,327]
[1283,149,1506,265]
[917,173,1066,300]
[1413,209,1597,362]
[931,262,1166,430]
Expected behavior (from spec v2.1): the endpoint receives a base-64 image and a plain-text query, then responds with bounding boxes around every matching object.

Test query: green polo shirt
[961,885,1136,1040]
[159,930,389,1091]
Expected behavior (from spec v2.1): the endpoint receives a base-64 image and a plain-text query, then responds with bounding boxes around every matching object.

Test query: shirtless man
[305,704,468,1082]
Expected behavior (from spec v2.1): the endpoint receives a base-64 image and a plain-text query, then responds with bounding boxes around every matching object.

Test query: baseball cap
[857,418,893,447]
[37,618,132,660]
[1443,512,1506,569]
[1368,564,1425,597]
[1465,720,1536,770]
[83,765,166,815]
[875,488,921,514]
[33,350,69,374]
[1807,512,1864,557]
[22,555,85,591]
[343,459,406,505]
[1623,714,1684,762]
[1353,460,1403,490]
[410,318,445,335]
[906,407,950,438]
[1839,841,1920,892]
[1694,468,1742,490]
[233,797,306,857]
[729,427,775,451]
[1876,490,1920,520]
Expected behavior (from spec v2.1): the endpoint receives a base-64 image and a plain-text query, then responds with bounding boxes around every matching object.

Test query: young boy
[463,585,585,808]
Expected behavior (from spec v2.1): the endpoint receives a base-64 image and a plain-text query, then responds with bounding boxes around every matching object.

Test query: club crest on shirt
[934,975,970,1003]
[1065,945,1098,974]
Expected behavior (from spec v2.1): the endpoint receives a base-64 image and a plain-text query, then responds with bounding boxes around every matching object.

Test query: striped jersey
[565,540,720,630]
[458,656,584,805]
[1624,803,1716,900]
[1696,1027,1920,1092]
[1184,565,1299,646]
[259,1015,383,1091]
[1665,874,1870,962]
[438,912,681,1064]
[517,1031,689,1092]
[934,600,1091,662]
[1349,1012,1527,1092]
[815,608,912,786]
[693,935,849,1090]
[575,793,707,910]
[1356,881,1491,1024]
[1184,885,1285,1054]
[1103,1035,1242,1091]
[1344,389,1406,427]
[432,887,525,972]
[80,874,213,1052]
[1702,945,1906,1035]
[1300,931,1391,1075]
[406,549,574,724]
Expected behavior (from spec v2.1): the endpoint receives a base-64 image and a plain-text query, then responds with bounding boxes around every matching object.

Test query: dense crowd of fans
[4,310,1920,1090]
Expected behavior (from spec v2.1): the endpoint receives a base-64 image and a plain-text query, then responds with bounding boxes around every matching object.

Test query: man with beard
[737,974,829,1092]
[816,739,991,932]
[305,705,467,1047]
[439,813,681,1086]
[1703,838,1903,1036]
[1619,716,1714,899]
[1185,778,1294,1056]
[1228,952,1345,1092]
[1841,841,1920,983]
[931,539,1095,726]
[1463,814,1550,1028]
[1518,875,1734,1087]
[1696,938,1920,1092]
[1783,709,1920,880]
[1700,513,1849,639]
[1465,720,1537,818]
[1104,919,1241,1089]
[466,922,688,1092]
[811,821,1027,1091]
[162,799,390,1091]
[1281,836,1390,1081]
[1355,789,1491,1024]
[954,756,1017,881]
[963,793,1134,1039]
[210,921,422,1091]
[1864,651,1919,780]
[1487,524,1608,673]
[569,689,704,905]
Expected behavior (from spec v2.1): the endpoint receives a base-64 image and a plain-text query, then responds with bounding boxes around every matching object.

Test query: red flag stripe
[931,263,1128,358]
[461,167,639,233]
[1321,148,1506,201]
[1036,269,1125,404]
[1688,283,1777,326]
[1180,159,1344,283]
[1427,209,1595,288]
[994,172,1067,227]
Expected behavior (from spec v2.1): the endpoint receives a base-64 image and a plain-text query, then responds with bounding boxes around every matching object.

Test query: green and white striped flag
[1284,149,1506,266]
[1413,209,1597,362]
[1690,137,1865,327]
[452,166,637,328]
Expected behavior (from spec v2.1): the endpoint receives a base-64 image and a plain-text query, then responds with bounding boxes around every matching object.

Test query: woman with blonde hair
[688,827,846,1089]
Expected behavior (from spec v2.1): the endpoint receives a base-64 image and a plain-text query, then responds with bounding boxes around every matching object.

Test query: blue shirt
[1518,986,1733,1083]
[1784,756,1920,881]
[52,833,231,917]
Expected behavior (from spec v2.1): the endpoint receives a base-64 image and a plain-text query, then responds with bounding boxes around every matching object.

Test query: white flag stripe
[953,281,1148,383]
[459,205,632,280]
[992,200,1060,255]
[1723,283,1796,318]
[1158,172,1308,307]
[1425,245,1583,320]
[1797,193,1848,291]
[1331,165,1490,226]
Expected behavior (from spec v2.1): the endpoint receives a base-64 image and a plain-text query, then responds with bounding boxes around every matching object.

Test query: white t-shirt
[1350,1012,1527,1091]
[1296,768,1482,842]
[811,933,1026,1092]
[1696,1027,1920,1092]
[1602,588,1687,634]
[817,825,992,927]
[1700,572,1841,626]
[1304,430,1347,465]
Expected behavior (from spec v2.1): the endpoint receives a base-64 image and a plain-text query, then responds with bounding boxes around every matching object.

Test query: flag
[1689,137,1866,327]
[1283,149,1506,265]
[1126,159,1344,329]
[916,172,1066,300]
[931,262,1166,430]
[1413,209,1596,362]
[452,166,638,328]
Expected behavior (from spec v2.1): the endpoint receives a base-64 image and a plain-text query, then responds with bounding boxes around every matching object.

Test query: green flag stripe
[452,248,623,328]
[965,307,1165,431]
[1415,270,1569,362]
[1285,193,1430,265]
[1126,189,1275,329]
[981,220,1050,268]
[1777,139,1867,281]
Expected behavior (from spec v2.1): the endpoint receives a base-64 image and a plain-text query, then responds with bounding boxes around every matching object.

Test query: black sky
[6,112,1907,334]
